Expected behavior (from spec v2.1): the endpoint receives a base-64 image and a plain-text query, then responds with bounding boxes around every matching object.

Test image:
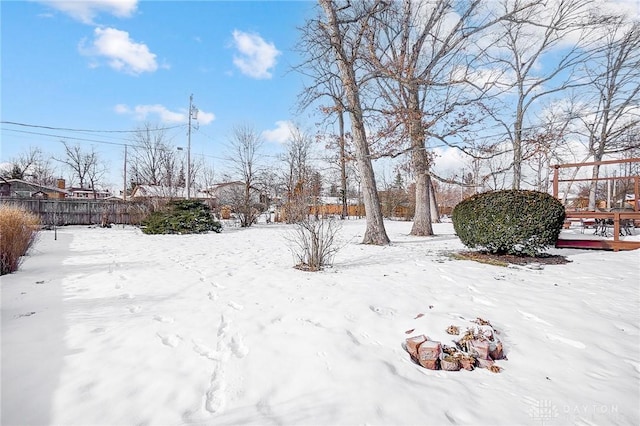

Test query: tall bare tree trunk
[430,178,440,223]
[408,88,433,236]
[338,107,348,219]
[409,140,436,235]
[319,0,389,245]
[512,96,524,189]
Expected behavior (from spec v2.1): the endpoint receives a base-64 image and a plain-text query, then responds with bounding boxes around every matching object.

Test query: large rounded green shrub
[452,190,565,256]
[141,200,222,234]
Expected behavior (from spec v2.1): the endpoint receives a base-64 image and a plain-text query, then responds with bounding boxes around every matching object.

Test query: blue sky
[1,0,318,189]
[3,1,638,193]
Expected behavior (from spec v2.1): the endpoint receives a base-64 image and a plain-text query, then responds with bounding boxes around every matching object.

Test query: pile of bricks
[404,318,506,373]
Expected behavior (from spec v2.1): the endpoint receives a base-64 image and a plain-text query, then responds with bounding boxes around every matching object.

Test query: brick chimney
[56,178,65,189]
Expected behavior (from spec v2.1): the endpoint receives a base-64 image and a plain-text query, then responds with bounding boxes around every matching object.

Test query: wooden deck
[556,211,640,251]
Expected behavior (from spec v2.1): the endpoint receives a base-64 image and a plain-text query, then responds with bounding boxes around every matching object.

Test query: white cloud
[133,105,184,123]
[80,27,157,75]
[431,147,467,177]
[115,104,215,125]
[231,30,281,79]
[593,0,640,19]
[114,103,130,114]
[195,110,215,125]
[262,121,293,144]
[38,0,137,24]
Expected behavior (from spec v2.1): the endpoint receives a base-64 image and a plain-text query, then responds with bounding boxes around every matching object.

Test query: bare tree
[309,0,390,245]
[295,29,350,220]
[128,123,178,190]
[198,162,216,193]
[574,19,640,209]
[55,141,106,196]
[225,124,265,227]
[281,124,316,223]
[485,0,603,189]
[363,0,510,235]
[5,146,40,180]
[508,97,574,193]
[30,156,57,187]
[4,146,57,185]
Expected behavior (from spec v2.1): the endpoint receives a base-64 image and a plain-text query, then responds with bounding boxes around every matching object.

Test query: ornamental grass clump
[0,205,41,275]
[452,190,565,256]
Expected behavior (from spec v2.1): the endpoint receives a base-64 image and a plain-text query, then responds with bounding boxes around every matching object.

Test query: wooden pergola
[552,158,640,251]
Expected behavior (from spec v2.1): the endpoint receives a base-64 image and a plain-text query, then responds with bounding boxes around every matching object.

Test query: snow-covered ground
[2,220,639,426]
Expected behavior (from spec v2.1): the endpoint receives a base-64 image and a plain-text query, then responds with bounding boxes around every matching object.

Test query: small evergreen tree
[141,200,222,234]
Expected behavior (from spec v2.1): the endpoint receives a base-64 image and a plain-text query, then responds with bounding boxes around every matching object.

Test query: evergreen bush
[141,200,222,235]
[452,190,565,256]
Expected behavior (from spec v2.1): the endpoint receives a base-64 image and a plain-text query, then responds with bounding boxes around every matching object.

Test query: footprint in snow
[228,301,243,311]
[208,292,218,301]
[153,315,174,323]
[157,333,181,348]
[369,305,396,317]
[119,293,134,300]
[192,339,223,361]
[205,369,226,414]
[218,315,231,337]
[229,334,249,358]
[127,305,142,314]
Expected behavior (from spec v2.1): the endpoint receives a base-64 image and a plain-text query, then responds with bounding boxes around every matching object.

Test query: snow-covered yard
[2,220,639,425]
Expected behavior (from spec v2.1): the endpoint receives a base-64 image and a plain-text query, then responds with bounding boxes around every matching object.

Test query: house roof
[203,181,264,194]
[5,179,69,194]
[68,187,112,193]
[130,184,214,199]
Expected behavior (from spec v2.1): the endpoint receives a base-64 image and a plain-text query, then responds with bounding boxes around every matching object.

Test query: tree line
[297,0,638,244]
[3,0,638,245]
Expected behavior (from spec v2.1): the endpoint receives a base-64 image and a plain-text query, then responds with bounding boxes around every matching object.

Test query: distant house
[0,177,10,197]
[130,184,215,201]
[202,181,264,207]
[67,187,112,199]
[0,178,68,199]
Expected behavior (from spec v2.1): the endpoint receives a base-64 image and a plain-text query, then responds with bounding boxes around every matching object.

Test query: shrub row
[452,190,565,256]
[0,205,41,275]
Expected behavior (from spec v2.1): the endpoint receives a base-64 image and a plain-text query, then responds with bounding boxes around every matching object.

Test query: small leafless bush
[287,216,342,271]
[0,205,41,275]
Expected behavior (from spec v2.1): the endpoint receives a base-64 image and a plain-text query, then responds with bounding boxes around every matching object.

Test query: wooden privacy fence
[0,198,149,226]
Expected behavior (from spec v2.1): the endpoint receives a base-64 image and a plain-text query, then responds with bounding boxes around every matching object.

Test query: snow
[1,220,639,426]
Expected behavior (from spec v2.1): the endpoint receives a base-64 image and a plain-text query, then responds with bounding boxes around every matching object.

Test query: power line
[2,128,129,147]
[2,127,229,161]
[0,121,185,133]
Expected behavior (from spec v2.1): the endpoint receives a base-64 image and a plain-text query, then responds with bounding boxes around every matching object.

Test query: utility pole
[186,94,199,200]
[187,94,193,200]
[123,144,127,202]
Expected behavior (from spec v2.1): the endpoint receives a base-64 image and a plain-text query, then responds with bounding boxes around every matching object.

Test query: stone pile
[405,318,506,373]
